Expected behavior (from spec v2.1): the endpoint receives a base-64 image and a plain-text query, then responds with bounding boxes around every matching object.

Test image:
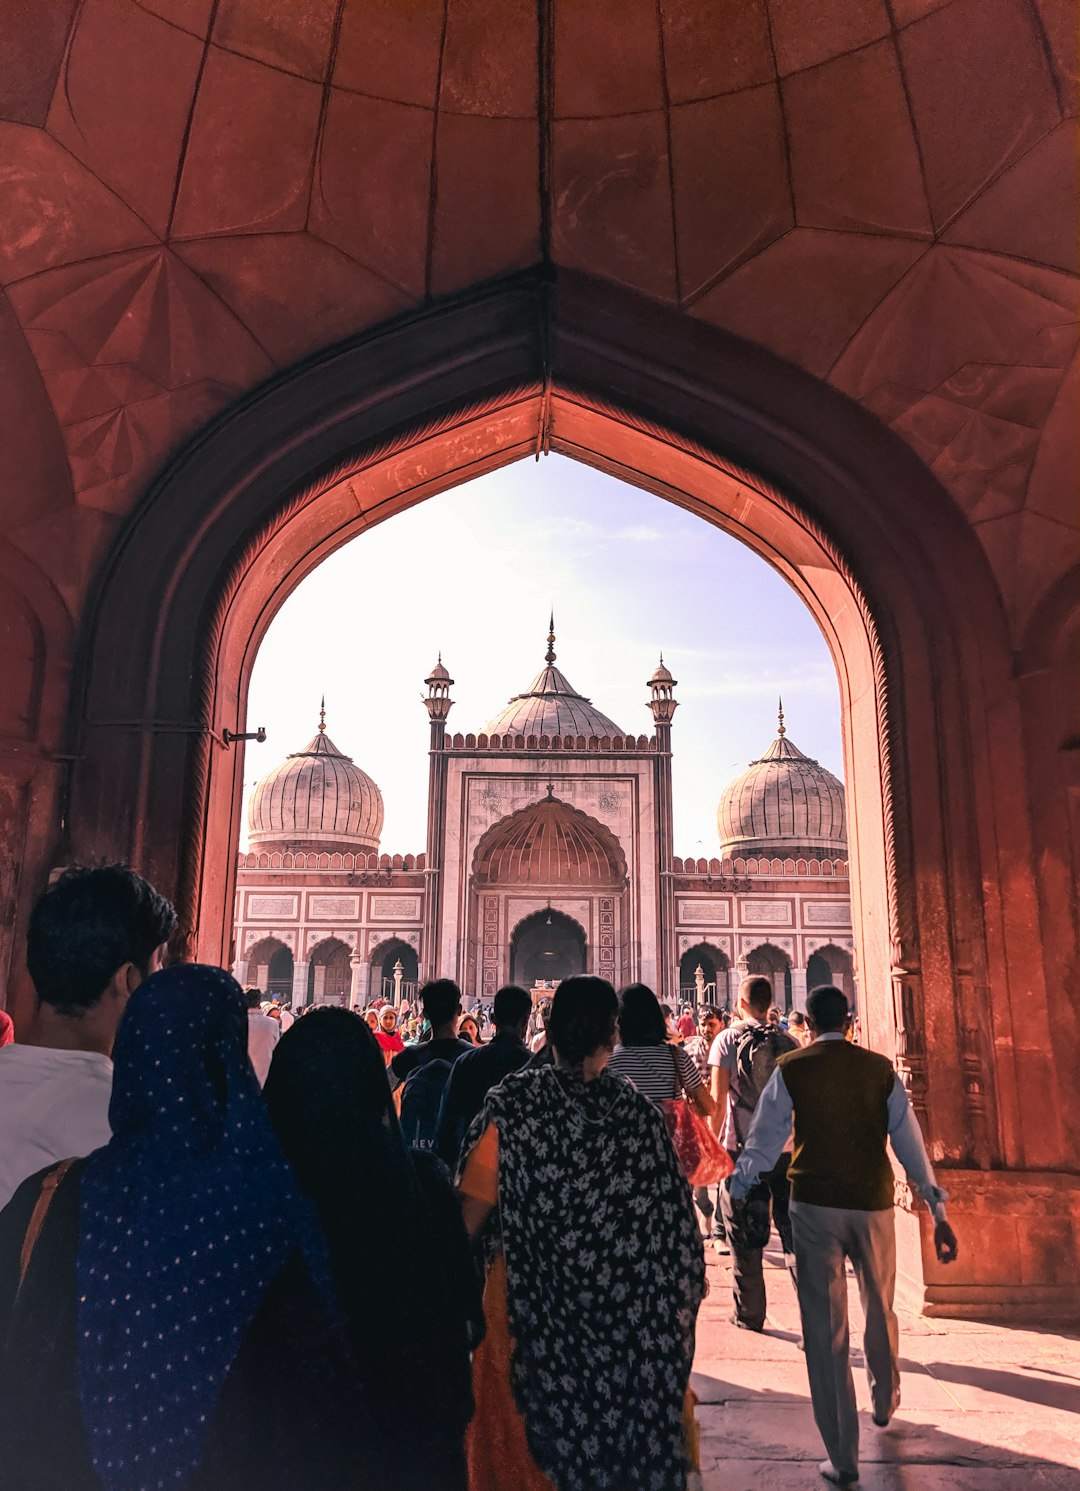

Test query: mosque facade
[232,624,855,1013]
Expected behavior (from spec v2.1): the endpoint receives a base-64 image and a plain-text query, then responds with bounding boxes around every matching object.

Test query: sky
[243,455,843,856]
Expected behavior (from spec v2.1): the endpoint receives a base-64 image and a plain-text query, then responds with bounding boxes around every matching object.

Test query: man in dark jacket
[435,985,532,1166]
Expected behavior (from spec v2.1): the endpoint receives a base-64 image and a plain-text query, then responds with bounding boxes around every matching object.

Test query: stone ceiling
[0,0,1076,634]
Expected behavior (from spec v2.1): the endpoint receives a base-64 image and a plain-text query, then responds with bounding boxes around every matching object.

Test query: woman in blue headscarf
[0,964,385,1491]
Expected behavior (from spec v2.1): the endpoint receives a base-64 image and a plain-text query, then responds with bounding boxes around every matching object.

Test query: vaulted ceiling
[0,0,1076,635]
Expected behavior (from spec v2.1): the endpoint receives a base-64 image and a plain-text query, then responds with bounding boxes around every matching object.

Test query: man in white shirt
[729,985,958,1487]
[0,865,176,1211]
[245,988,280,1085]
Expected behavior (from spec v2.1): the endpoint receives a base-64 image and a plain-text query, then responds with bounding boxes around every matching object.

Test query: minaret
[647,655,678,1003]
[421,655,454,982]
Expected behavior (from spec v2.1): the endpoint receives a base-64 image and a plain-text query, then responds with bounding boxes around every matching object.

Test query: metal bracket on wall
[221,727,266,748]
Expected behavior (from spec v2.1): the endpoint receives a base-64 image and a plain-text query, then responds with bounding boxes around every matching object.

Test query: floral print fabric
[460,1064,705,1491]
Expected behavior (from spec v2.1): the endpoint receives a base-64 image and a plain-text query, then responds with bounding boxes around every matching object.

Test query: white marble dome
[482,620,625,739]
[248,713,383,853]
[718,713,846,859]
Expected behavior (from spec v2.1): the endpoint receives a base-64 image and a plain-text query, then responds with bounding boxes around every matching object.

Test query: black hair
[420,978,462,1026]
[617,982,667,1046]
[548,976,617,1066]
[739,975,773,1015]
[243,988,263,1010]
[492,984,532,1028]
[27,865,176,1013]
[701,1006,721,1023]
[806,985,850,1032]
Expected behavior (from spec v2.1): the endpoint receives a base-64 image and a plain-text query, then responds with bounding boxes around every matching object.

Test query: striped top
[608,1043,703,1104]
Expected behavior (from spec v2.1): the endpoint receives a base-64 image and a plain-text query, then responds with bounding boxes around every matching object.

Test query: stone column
[291,959,309,1007]
[312,965,327,1003]
[727,968,741,1007]
[791,966,808,1011]
[252,964,268,994]
[349,950,363,1007]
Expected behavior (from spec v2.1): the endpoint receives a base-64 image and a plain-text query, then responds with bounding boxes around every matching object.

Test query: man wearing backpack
[708,974,798,1329]
[390,979,474,1149]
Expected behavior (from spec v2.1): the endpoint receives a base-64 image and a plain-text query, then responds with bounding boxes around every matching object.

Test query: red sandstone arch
[47,271,1069,1316]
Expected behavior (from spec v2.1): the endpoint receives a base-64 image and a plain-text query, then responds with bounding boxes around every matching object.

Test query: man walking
[709,976,798,1323]
[436,984,532,1166]
[244,987,280,1085]
[729,985,958,1487]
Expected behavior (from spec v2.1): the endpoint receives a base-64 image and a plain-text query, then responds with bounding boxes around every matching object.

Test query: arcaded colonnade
[0,4,1075,1320]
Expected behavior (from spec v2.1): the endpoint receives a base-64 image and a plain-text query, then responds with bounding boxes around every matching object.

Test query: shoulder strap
[18,1158,76,1295]
[670,1042,685,1098]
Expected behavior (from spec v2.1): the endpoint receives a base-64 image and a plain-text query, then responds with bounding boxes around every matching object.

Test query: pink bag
[659,1047,733,1187]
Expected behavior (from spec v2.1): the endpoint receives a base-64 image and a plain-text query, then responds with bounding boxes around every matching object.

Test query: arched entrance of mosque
[679,944,730,1009]
[243,935,293,999]
[807,944,857,1008]
[371,939,419,1007]
[511,910,587,989]
[306,937,352,1006]
[746,943,794,1012]
[469,794,627,999]
[69,271,1043,1316]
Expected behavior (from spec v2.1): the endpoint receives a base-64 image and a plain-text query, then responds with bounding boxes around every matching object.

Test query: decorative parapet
[444,731,658,753]
[672,854,849,878]
[237,850,426,872]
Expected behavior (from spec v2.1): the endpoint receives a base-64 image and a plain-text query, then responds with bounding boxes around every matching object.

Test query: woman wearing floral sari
[457,975,706,1491]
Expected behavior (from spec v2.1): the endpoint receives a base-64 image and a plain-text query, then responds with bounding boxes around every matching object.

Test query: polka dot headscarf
[76,964,333,1491]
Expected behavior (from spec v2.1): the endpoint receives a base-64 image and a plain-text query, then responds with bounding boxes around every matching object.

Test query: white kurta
[0,1044,113,1209]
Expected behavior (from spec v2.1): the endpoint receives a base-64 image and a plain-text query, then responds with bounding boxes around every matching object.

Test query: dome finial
[777,696,785,737]
[545,610,556,665]
[319,695,326,733]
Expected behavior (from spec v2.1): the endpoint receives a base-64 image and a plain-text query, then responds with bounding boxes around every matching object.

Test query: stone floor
[693,1236,1080,1490]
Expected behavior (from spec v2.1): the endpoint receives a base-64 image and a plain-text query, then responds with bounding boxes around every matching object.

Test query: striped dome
[482,619,624,739]
[718,719,846,859]
[475,793,626,886]
[248,719,383,853]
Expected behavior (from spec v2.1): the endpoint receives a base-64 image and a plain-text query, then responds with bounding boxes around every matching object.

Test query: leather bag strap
[18,1157,76,1295]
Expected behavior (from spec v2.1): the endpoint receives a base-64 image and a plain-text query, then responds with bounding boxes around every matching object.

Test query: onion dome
[482,615,625,739]
[649,656,674,685]
[717,701,846,859]
[247,700,383,853]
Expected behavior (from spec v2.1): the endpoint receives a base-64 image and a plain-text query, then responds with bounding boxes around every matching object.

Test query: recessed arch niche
[67,270,1049,1316]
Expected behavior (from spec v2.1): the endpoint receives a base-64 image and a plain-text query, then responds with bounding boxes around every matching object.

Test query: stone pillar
[291,959,309,1007]
[312,965,327,1003]
[791,966,808,1011]
[422,660,453,983]
[730,964,745,1007]
[252,964,268,993]
[349,950,363,1007]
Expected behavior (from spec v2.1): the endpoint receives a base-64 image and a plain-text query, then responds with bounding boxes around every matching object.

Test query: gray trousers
[789,1200,901,1478]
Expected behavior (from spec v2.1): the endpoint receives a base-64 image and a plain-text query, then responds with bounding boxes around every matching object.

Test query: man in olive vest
[728,985,958,1487]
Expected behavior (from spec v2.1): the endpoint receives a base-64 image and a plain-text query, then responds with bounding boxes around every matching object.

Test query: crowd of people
[0,864,957,1490]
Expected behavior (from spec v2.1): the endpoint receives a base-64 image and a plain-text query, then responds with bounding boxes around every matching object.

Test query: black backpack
[732,1023,791,1146]
[399,1057,455,1151]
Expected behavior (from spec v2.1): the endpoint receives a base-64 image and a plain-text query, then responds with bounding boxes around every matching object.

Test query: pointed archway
[64,270,1058,1319]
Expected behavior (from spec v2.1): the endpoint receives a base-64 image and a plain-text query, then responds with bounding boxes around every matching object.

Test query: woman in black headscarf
[263,1007,480,1491]
[0,964,383,1491]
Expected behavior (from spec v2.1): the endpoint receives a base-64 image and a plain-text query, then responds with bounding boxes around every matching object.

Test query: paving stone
[692,1244,1080,1489]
